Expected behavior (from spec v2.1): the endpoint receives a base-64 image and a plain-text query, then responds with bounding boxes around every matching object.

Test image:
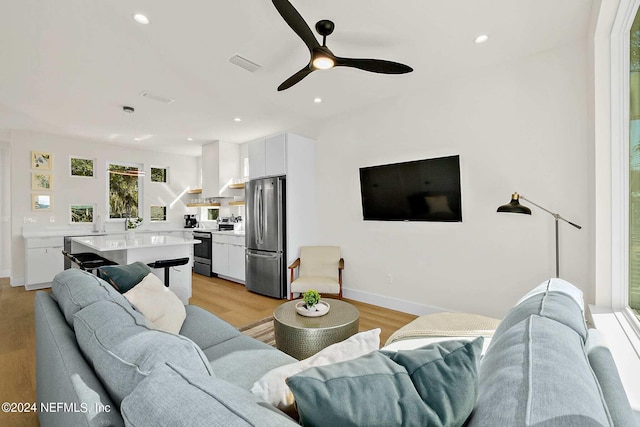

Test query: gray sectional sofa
[36,269,299,427]
[35,269,635,426]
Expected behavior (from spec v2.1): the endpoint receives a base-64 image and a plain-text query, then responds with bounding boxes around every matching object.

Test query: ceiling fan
[272,0,413,91]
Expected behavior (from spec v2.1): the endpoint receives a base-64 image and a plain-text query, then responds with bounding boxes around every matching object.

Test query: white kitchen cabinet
[211,233,245,283]
[25,237,64,287]
[212,241,229,277]
[248,139,266,180]
[228,237,245,282]
[248,134,286,180]
[265,134,286,177]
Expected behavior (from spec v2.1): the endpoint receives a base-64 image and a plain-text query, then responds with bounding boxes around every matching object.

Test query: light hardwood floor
[0,275,416,427]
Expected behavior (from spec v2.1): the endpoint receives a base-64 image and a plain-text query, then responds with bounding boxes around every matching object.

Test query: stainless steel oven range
[192,230,212,276]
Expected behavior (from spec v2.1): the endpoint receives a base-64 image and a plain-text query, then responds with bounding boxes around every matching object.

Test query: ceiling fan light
[313,56,334,70]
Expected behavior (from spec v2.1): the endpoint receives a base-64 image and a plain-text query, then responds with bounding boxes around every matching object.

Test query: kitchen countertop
[191,229,245,236]
[22,226,244,239]
[70,235,200,252]
[23,227,196,239]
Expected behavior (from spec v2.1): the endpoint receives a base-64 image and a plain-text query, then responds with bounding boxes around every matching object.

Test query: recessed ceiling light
[474,34,489,44]
[133,135,152,142]
[313,97,322,103]
[187,137,193,141]
[133,13,150,25]
[234,117,242,122]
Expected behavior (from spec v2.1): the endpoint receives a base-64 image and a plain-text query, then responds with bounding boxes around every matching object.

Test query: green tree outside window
[151,167,167,183]
[109,163,141,219]
[71,158,94,177]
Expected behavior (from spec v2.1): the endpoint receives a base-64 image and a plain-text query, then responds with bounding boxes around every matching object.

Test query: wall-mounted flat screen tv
[359,155,462,222]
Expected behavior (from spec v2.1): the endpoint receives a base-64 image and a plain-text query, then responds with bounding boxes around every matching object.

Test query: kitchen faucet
[125,206,131,230]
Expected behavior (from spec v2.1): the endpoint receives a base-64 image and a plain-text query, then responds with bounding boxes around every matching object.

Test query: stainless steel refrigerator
[245,176,286,298]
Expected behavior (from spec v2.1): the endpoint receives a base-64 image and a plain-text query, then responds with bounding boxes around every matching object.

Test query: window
[150,205,167,222]
[70,204,94,223]
[70,157,95,177]
[151,167,168,183]
[207,208,219,221]
[108,162,143,219]
[630,10,640,320]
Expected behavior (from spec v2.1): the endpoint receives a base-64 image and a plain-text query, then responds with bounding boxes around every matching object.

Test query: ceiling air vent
[139,91,175,104]
[229,54,261,73]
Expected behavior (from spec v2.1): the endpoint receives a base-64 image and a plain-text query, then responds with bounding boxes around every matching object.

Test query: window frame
[150,205,167,222]
[69,156,96,178]
[613,0,640,337]
[150,166,169,184]
[106,160,144,222]
[69,204,95,224]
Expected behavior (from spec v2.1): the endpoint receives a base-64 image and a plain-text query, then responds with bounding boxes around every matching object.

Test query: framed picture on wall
[32,172,53,191]
[31,151,53,170]
[32,194,52,211]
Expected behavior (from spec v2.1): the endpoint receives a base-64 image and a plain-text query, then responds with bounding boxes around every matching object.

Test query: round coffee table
[273,299,359,360]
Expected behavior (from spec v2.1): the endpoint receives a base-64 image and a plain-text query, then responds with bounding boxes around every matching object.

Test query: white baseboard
[10,276,25,287]
[25,282,52,291]
[0,269,10,278]
[342,287,446,316]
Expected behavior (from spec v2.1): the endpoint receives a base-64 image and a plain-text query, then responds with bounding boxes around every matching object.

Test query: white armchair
[289,246,344,300]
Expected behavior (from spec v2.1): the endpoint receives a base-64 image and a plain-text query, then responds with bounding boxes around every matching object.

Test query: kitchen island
[70,234,200,304]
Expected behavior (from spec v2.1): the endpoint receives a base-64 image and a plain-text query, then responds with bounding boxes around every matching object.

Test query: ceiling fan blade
[335,57,413,74]
[272,0,320,51]
[278,66,314,91]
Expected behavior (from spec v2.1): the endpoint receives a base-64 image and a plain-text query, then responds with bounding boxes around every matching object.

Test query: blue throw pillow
[97,261,151,292]
[287,337,483,427]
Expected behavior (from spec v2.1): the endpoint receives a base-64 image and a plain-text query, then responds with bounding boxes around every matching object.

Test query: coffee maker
[184,214,198,228]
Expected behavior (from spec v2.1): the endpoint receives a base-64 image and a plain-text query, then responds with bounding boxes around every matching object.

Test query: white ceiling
[0,0,594,156]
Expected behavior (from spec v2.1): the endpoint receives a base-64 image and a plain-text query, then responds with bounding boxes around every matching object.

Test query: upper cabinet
[202,141,240,197]
[248,134,286,180]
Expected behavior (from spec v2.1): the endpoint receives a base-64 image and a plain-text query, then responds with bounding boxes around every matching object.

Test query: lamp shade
[497,193,531,215]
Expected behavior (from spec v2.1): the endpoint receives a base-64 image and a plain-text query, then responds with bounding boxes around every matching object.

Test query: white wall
[308,41,591,318]
[0,141,11,277]
[9,131,199,284]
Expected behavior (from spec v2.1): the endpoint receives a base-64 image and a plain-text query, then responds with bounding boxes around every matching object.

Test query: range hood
[201,140,240,197]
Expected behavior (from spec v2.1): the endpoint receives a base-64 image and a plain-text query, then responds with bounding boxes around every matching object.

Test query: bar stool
[62,250,117,275]
[147,257,190,287]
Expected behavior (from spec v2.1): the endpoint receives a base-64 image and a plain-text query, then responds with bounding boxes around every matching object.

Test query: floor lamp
[497,193,582,278]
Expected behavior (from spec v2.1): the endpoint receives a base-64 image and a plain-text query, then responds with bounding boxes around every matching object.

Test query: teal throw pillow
[286,337,483,427]
[97,261,151,293]
[383,337,483,426]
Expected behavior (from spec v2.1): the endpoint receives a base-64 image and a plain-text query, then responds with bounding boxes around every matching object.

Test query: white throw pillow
[124,273,186,334]
[250,328,380,414]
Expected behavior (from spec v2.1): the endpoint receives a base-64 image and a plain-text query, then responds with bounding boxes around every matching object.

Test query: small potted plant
[296,290,329,316]
[126,217,143,239]
[127,217,143,229]
[303,290,321,310]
